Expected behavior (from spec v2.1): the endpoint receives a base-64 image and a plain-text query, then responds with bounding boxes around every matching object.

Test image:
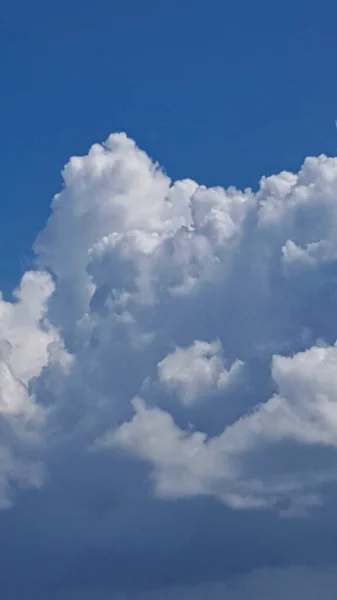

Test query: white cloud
[3,134,337,514]
[157,340,243,405]
[4,132,337,594]
[0,270,58,383]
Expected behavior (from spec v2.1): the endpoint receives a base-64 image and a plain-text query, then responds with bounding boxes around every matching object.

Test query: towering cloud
[2,134,337,597]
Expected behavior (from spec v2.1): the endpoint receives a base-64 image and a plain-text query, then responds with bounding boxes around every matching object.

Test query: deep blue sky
[1,0,337,294]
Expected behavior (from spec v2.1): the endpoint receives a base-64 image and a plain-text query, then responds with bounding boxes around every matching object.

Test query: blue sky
[2,0,337,293]
[3,2,337,599]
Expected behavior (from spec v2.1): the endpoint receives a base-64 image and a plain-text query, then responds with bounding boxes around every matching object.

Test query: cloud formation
[157,340,243,405]
[3,133,337,596]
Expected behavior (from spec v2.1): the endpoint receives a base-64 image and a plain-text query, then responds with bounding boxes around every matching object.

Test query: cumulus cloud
[157,340,243,405]
[0,271,63,507]
[6,133,337,509]
[32,565,337,600]
[3,133,337,596]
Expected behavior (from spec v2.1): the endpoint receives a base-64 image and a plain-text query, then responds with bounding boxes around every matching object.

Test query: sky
[2,0,337,293]
[2,1,337,598]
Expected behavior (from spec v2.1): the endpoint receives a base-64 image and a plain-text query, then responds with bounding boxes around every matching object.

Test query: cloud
[110,341,337,512]
[3,133,337,596]
[0,270,62,507]
[157,340,243,405]
[126,565,337,600]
